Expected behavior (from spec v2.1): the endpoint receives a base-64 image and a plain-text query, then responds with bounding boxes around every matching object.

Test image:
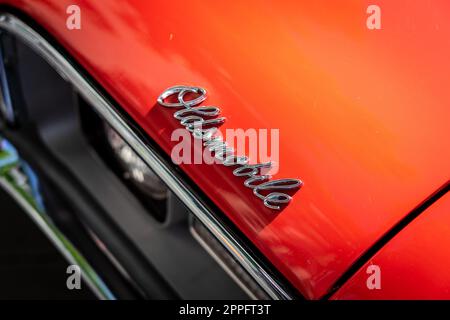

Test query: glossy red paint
[332,193,450,299]
[2,0,450,299]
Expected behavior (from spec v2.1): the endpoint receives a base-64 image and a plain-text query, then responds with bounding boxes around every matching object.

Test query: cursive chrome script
[157,85,302,210]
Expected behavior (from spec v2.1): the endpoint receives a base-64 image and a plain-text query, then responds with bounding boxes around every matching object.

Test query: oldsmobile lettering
[157,85,302,210]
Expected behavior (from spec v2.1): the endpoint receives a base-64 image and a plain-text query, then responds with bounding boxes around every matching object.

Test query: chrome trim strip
[0,13,292,299]
[0,47,15,123]
[189,217,262,300]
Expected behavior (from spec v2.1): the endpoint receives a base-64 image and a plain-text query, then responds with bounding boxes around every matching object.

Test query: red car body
[2,0,449,299]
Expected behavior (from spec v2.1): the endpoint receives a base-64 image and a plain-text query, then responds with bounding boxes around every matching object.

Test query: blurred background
[0,189,94,299]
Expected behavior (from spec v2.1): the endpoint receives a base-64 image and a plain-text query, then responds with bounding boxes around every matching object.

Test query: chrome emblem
[157,85,302,210]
